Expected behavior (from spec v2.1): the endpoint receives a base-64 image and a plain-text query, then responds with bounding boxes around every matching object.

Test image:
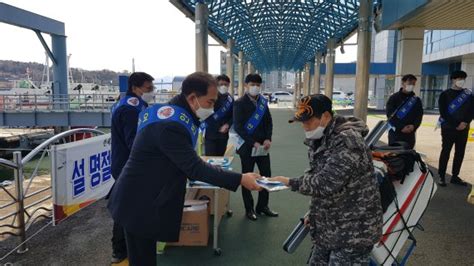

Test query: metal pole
[313,52,322,94]
[51,34,68,110]
[13,151,28,253]
[247,61,253,75]
[226,39,235,96]
[354,0,373,122]
[294,72,299,107]
[325,39,336,100]
[299,71,303,97]
[238,51,244,97]
[304,63,311,96]
[195,2,209,72]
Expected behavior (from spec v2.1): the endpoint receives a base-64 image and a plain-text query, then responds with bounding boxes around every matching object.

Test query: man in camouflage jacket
[271,94,382,265]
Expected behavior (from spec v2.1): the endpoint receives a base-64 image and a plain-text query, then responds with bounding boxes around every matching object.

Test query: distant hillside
[0,60,129,88]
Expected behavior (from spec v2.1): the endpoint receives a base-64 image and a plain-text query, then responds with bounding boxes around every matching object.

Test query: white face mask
[141,92,154,103]
[405,85,414,92]
[305,126,326,140]
[218,85,229,94]
[249,86,260,96]
[195,98,214,121]
[455,79,465,89]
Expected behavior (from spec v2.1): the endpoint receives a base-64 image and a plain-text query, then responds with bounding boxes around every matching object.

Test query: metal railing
[0,92,179,112]
[0,128,104,260]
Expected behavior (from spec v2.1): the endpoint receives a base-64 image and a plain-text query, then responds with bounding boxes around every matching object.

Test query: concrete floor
[1,108,473,265]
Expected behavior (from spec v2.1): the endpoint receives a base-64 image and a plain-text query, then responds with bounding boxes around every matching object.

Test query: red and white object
[371,163,437,265]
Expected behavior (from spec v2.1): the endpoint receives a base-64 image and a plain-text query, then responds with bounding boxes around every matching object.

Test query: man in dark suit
[203,74,233,156]
[233,73,278,221]
[108,72,261,265]
[437,70,473,187]
[110,72,154,263]
[385,74,423,149]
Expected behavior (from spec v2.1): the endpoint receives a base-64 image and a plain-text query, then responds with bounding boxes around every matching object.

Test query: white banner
[51,133,114,225]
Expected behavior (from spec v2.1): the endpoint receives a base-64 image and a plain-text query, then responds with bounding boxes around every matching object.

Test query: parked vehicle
[271,91,293,103]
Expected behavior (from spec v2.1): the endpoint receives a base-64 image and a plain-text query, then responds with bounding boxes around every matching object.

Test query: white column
[354,0,373,121]
[325,39,336,99]
[226,39,235,96]
[313,53,322,94]
[195,2,208,72]
[238,51,244,97]
[461,55,474,90]
[394,28,424,95]
[304,63,311,96]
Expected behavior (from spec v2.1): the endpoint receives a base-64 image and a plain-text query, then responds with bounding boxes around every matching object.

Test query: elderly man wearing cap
[270,94,382,265]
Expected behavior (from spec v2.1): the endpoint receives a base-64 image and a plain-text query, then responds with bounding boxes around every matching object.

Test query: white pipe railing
[0,128,105,259]
[0,92,179,112]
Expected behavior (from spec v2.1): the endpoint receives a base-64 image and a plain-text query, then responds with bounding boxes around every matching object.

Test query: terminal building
[220,29,474,111]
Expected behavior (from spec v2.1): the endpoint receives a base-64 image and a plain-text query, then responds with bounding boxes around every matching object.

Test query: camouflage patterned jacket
[289,115,383,250]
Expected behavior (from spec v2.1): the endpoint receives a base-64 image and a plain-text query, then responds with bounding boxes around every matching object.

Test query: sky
[0,0,358,79]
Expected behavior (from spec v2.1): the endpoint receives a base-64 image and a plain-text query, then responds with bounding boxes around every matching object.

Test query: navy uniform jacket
[111,92,148,179]
[204,93,233,140]
[385,88,423,133]
[438,88,473,131]
[233,93,273,154]
[107,94,242,241]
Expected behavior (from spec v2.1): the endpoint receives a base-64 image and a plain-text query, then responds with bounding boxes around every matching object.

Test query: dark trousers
[239,151,271,211]
[388,130,416,149]
[205,138,228,156]
[438,127,469,178]
[124,230,156,266]
[112,222,127,256]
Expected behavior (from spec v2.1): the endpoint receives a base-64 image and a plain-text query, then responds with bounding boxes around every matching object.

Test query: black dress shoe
[450,176,467,186]
[246,210,258,221]
[111,253,127,264]
[438,176,447,187]
[256,207,279,217]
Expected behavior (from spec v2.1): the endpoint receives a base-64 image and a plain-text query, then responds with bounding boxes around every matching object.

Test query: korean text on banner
[51,134,114,225]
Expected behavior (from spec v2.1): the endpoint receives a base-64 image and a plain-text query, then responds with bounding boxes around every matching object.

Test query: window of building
[454,31,473,46]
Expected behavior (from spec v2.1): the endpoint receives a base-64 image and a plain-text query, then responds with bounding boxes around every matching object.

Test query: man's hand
[254,142,261,149]
[401,125,415,134]
[241,173,262,191]
[219,124,230,133]
[457,122,468,131]
[267,176,290,186]
[263,139,272,150]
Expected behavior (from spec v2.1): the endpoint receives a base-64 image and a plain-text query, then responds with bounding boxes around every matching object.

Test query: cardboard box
[169,200,209,246]
[196,188,229,218]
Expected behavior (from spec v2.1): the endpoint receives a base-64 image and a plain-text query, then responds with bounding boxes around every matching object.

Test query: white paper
[251,146,269,157]
[257,178,289,192]
[228,132,245,151]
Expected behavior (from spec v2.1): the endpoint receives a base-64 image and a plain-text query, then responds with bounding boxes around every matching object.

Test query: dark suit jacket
[385,88,423,133]
[111,92,148,179]
[233,93,273,155]
[438,88,473,130]
[107,94,241,241]
[204,93,233,140]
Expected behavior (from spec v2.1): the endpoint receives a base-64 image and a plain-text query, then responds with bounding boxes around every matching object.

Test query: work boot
[450,176,468,186]
[438,176,447,187]
[111,253,127,264]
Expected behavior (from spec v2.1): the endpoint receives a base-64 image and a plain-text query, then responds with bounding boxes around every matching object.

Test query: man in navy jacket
[110,72,154,263]
[203,74,233,156]
[108,72,261,265]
